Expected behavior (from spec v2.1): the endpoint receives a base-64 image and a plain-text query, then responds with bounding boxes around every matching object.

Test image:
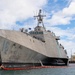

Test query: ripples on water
[0,65,75,75]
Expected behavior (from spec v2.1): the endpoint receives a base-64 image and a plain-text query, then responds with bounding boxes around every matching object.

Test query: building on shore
[69,54,75,63]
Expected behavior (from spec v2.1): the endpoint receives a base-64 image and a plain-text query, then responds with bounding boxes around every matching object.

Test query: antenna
[34,9,46,28]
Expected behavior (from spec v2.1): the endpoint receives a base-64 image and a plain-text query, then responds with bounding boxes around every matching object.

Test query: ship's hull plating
[0,30,68,66]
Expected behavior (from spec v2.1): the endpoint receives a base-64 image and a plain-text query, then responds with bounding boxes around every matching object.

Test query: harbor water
[0,64,75,75]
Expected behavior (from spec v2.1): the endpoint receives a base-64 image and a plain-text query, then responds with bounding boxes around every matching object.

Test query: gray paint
[0,26,68,63]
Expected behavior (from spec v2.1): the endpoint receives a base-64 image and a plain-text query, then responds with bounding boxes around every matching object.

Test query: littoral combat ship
[0,10,68,68]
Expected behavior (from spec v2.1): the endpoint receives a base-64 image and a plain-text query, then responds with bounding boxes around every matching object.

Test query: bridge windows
[30,31,43,34]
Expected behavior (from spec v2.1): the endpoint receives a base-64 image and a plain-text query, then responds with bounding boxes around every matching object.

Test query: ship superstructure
[0,10,68,67]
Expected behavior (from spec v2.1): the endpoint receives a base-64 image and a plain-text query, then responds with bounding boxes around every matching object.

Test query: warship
[0,9,68,68]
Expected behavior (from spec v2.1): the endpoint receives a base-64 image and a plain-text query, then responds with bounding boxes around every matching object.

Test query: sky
[0,0,75,57]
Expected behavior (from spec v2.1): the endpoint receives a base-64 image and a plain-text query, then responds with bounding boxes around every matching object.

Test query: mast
[34,9,46,29]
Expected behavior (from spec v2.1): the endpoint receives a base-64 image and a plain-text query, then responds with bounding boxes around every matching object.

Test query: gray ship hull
[0,29,68,66]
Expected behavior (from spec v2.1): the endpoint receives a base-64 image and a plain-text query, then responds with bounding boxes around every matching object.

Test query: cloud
[46,0,75,26]
[63,0,75,16]
[0,0,47,29]
[48,27,75,40]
